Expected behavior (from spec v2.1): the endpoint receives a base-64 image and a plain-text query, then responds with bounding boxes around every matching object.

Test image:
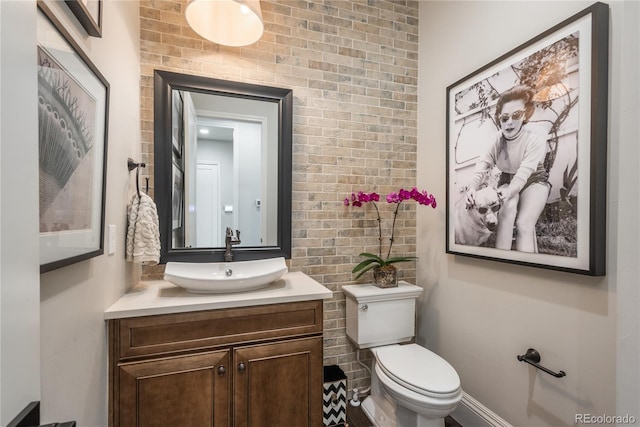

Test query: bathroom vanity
[105,272,332,427]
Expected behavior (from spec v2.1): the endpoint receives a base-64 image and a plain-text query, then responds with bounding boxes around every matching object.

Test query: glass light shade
[185,0,264,47]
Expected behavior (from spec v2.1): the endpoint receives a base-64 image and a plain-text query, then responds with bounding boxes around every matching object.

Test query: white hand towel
[126,192,161,265]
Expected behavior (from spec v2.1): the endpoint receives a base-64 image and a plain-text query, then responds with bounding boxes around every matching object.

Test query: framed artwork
[172,90,184,157]
[65,0,102,38]
[37,2,110,273]
[172,161,184,230]
[445,2,608,276]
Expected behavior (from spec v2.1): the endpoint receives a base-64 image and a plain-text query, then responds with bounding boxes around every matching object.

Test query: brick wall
[140,0,419,393]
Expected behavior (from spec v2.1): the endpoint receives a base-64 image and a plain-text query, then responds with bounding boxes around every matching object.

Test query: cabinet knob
[238,362,246,373]
[360,304,368,311]
[217,365,226,375]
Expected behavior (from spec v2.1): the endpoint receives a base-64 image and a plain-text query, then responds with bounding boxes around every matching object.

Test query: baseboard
[452,392,513,427]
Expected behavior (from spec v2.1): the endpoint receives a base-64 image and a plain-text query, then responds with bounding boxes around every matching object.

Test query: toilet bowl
[342,283,463,427]
[371,344,462,426]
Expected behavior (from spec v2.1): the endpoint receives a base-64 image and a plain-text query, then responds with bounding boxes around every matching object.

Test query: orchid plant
[344,187,437,279]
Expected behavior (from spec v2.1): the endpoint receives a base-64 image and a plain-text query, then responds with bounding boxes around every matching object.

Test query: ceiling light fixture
[185,0,264,47]
[199,128,210,134]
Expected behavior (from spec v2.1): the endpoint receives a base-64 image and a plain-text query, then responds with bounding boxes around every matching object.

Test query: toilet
[343,282,462,427]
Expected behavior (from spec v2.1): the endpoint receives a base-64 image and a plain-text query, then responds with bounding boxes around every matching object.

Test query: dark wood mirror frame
[154,70,292,263]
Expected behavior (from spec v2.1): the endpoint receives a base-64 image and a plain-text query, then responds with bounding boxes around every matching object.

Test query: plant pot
[372,265,398,288]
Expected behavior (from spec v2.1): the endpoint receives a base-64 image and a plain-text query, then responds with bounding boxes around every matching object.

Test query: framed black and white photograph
[172,162,184,231]
[37,2,109,273]
[445,2,608,276]
[65,0,102,38]
[172,90,184,157]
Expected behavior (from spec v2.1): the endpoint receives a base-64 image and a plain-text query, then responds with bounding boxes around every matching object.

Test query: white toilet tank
[343,282,423,349]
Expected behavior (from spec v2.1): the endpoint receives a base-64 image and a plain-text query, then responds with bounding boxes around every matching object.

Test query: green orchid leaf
[357,252,384,263]
[354,262,379,280]
[352,251,418,280]
[384,256,418,265]
[352,258,381,274]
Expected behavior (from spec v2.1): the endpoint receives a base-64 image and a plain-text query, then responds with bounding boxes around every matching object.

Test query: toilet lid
[375,344,461,397]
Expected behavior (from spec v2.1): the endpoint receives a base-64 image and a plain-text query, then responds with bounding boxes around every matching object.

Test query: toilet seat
[374,344,461,399]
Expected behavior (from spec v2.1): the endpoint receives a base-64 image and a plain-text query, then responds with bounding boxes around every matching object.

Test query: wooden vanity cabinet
[108,300,324,427]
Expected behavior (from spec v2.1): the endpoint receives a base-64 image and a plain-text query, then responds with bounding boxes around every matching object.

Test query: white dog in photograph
[455,187,502,246]
[455,167,504,246]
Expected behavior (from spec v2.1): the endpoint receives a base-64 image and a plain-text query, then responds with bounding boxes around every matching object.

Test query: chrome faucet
[224,227,241,262]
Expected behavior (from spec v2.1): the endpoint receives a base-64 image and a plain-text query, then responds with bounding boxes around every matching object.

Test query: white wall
[616,0,640,418]
[417,1,639,426]
[36,1,140,425]
[0,1,41,423]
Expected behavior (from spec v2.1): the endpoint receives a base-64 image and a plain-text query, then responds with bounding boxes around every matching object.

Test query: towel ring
[127,158,146,197]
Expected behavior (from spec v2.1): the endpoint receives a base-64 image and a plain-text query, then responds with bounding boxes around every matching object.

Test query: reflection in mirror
[155,70,292,263]
[176,91,278,248]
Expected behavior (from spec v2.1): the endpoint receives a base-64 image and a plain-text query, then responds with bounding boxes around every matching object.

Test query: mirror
[154,70,292,263]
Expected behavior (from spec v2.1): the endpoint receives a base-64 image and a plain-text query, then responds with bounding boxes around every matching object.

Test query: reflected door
[196,162,221,247]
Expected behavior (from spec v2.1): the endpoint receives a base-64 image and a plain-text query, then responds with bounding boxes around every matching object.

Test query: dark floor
[346,404,462,427]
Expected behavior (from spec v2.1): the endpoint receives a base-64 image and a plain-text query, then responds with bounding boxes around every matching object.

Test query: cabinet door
[233,337,322,427]
[118,351,230,427]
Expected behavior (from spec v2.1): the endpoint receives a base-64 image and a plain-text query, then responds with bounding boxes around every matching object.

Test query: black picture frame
[37,1,109,273]
[445,2,608,276]
[65,0,102,38]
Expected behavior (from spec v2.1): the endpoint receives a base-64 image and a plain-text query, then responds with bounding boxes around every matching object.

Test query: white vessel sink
[164,257,288,294]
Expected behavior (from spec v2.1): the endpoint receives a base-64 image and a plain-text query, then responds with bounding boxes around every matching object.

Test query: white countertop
[104,271,333,320]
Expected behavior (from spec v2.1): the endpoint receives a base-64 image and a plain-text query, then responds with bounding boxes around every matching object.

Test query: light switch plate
[108,224,116,255]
